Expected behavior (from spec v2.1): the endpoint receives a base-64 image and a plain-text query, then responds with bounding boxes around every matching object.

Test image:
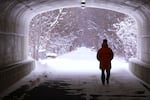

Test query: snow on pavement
[1,47,150,100]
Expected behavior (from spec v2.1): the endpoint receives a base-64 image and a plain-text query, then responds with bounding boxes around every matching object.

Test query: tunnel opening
[28,7,137,73]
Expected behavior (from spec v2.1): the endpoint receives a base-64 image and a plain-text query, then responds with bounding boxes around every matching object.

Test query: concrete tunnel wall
[0,0,150,93]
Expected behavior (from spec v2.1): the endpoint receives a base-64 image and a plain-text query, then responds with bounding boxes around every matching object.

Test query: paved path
[1,66,150,100]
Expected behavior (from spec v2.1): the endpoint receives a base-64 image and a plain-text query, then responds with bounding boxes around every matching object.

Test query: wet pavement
[1,67,150,100]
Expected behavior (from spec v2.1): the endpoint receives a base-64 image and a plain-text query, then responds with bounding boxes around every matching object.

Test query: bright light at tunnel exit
[38,47,129,75]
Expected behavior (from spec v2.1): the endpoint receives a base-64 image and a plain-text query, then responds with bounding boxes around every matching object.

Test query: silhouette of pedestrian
[97,39,114,85]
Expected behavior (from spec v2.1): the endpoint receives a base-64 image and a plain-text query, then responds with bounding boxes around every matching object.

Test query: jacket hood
[102,42,108,48]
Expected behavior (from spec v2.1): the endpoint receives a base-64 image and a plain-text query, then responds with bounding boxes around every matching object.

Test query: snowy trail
[39,47,129,74]
[1,47,150,100]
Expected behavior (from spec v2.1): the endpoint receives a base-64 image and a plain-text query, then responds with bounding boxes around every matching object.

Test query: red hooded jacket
[97,42,114,70]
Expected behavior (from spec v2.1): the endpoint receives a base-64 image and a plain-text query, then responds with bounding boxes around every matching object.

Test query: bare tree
[29,8,64,60]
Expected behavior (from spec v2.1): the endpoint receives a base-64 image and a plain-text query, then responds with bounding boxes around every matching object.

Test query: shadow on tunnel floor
[1,78,150,100]
[1,80,86,100]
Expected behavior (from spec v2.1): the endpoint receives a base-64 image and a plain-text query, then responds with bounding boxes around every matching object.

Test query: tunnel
[0,0,150,95]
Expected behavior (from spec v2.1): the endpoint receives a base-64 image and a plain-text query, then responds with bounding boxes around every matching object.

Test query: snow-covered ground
[0,47,130,96]
[39,47,129,74]
[1,47,150,99]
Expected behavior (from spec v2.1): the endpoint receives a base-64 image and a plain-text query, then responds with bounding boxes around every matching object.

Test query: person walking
[97,39,114,85]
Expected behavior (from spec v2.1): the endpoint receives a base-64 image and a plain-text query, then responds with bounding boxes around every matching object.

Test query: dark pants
[101,69,110,85]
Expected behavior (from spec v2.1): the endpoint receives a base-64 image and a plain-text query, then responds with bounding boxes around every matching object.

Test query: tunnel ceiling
[0,0,150,34]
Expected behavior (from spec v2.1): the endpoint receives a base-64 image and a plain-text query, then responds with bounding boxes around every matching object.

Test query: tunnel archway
[0,0,150,93]
[28,7,137,61]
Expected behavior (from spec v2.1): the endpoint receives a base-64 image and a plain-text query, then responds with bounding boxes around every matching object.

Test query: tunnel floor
[1,67,150,100]
[1,47,150,100]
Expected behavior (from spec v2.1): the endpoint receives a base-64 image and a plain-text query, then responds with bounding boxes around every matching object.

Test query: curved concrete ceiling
[0,0,150,61]
[0,0,150,35]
